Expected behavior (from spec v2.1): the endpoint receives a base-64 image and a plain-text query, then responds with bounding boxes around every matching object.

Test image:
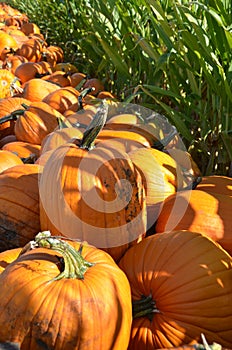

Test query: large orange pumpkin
[155,189,232,256]
[119,230,232,349]
[0,231,132,350]
[39,102,147,261]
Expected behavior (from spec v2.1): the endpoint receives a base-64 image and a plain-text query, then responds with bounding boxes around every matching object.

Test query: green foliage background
[4,0,232,175]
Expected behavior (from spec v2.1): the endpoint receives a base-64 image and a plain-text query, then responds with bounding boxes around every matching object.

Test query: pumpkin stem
[57,115,73,129]
[80,99,108,150]
[34,231,95,280]
[132,294,160,321]
[78,87,95,109]
[0,107,26,124]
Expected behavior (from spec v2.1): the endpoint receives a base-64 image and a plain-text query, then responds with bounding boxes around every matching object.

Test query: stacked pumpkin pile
[0,3,232,350]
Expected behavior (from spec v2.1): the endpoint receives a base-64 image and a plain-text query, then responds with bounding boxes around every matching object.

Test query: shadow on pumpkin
[154,189,232,256]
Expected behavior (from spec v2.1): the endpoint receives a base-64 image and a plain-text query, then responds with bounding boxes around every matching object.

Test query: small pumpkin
[119,230,232,349]
[0,231,132,350]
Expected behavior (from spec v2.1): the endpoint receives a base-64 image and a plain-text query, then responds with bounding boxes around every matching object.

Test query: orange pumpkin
[2,54,28,74]
[0,232,132,350]
[0,30,18,53]
[0,96,31,139]
[0,164,43,251]
[40,127,83,154]
[119,230,232,349]
[16,37,43,62]
[0,149,23,173]
[12,101,64,145]
[14,61,53,84]
[21,78,61,102]
[39,102,147,261]
[195,175,232,196]
[0,69,21,99]
[128,147,186,230]
[155,189,232,256]
[2,141,41,160]
[42,86,81,114]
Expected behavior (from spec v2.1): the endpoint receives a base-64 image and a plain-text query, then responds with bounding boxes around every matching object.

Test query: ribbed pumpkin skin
[195,175,232,196]
[14,102,62,145]
[155,189,232,256]
[0,164,42,251]
[119,230,232,349]
[0,241,132,350]
[0,97,31,139]
[2,141,41,159]
[39,139,147,262]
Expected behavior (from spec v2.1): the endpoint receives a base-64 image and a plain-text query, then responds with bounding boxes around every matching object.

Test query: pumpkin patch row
[0,3,232,350]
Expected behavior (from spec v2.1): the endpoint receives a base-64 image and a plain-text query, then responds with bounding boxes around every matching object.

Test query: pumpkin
[128,147,186,230]
[0,164,43,251]
[195,175,232,196]
[119,230,232,349]
[42,45,64,67]
[0,69,21,99]
[165,148,202,188]
[39,101,147,261]
[105,109,183,150]
[0,149,23,173]
[20,22,41,36]
[0,30,18,53]
[14,61,53,84]
[69,72,87,88]
[11,101,64,145]
[155,189,232,256]
[15,37,43,62]
[0,231,132,350]
[0,246,21,274]
[40,126,83,154]
[83,77,105,95]
[41,70,72,87]
[2,54,28,74]
[2,141,41,160]
[0,97,31,139]
[21,78,61,102]
[53,62,78,73]
[42,86,81,114]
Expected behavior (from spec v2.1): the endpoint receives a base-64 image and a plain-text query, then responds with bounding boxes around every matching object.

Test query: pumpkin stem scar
[32,231,95,281]
[132,294,160,321]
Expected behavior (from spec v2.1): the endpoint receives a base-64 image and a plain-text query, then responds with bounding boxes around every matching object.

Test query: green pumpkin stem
[132,294,160,321]
[0,108,26,124]
[34,231,95,280]
[80,99,108,150]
